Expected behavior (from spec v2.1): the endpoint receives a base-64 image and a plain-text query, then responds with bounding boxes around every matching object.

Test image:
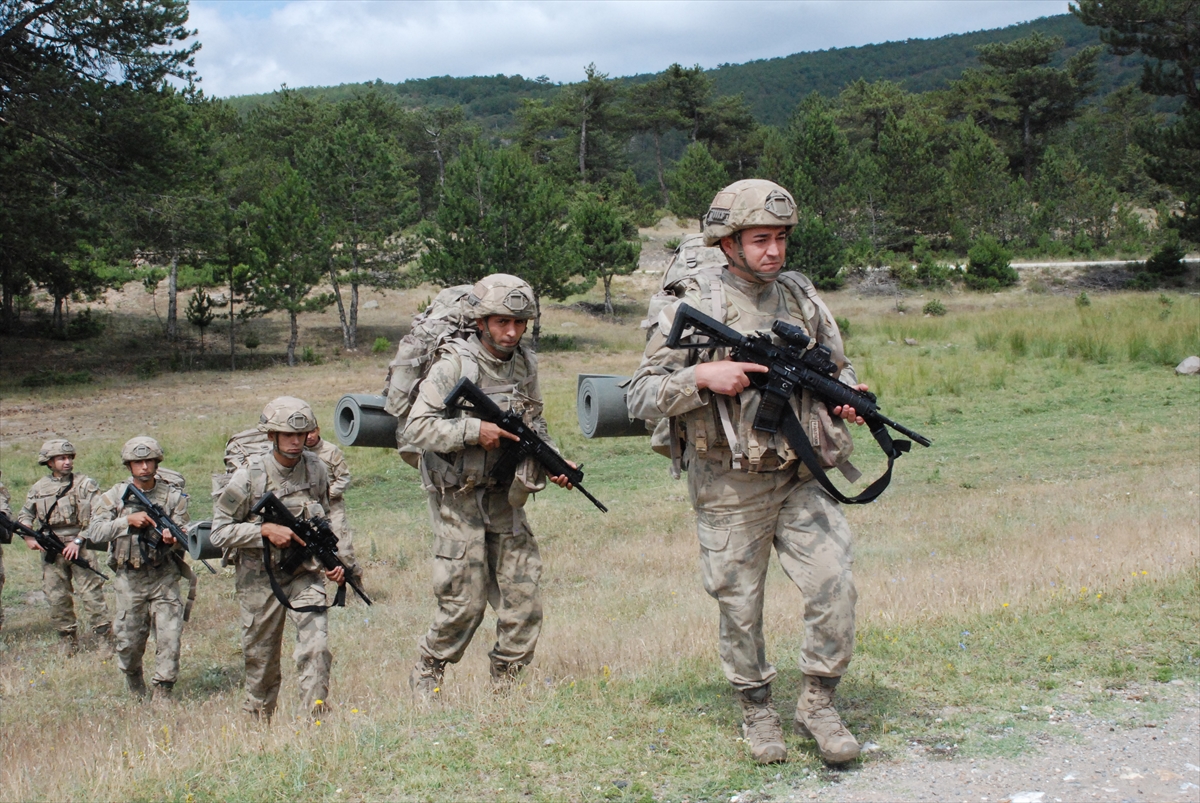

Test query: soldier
[304,421,351,539]
[404,273,572,697]
[627,180,868,765]
[211,396,356,720]
[84,437,192,701]
[18,439,112,655]
[0,472,10,632]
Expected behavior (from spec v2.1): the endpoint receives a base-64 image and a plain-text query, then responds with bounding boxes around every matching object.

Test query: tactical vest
[24,474,96,538]
[102,480,187,570]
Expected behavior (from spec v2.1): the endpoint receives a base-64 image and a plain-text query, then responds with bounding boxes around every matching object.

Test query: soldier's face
[129,459,158,485]
[305,428,320,448]
[723,226,789,283]
[47,455,73,475]
[270,431,307,460]
[479,316,527,357]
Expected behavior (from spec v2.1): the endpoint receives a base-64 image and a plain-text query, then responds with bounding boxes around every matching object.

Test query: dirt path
[731,683,1200,803]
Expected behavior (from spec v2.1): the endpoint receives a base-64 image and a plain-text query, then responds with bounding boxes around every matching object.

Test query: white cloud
[188,0,1073,98]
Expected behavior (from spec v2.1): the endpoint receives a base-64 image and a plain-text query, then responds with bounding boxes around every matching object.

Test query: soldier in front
[211,396,356,720]
[404,274,572,697]
[17,439,112,655]
[627,180,868,765]
[84,436,192,701]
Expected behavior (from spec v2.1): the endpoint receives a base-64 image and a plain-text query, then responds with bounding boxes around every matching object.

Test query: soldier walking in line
[84,437,193,702]
[211,396,357,720]
[404,274,573,697]
[628,180,869,765]
[17,439,112,656]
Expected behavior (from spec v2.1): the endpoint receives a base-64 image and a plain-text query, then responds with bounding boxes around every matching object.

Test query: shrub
[1144,239,1187,279]
[664,237,681,251]
[835,316,851,337]
[301,346,323,365]
[21,370,92,388]
[790,217,845,290]
[923,299,947,316]
[965,235,1018,290]
[1075,291,1091,308]
[244,333,261,351]
[65,309,105,339]
[537,334,578,352]
[371,336,390,354]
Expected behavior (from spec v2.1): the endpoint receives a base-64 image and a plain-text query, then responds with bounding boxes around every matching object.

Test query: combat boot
[735,685,787,764]
[58,631,78,658]
[152,681,174,706]
[408,655,446,700]
[794,675,859,764]
[125,671,147,698]
[488,657,525,692]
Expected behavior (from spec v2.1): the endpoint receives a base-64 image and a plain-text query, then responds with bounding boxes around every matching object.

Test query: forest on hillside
[1,0,1197,363]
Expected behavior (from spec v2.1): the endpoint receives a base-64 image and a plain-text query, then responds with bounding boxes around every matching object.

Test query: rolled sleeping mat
[576,374,650,438]
[334,394,400,449]
[187,520,223,561]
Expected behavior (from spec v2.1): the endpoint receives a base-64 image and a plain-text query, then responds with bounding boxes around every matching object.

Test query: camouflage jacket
[86,477,189,570]
[305,437,350,500]
[18,473,101,541]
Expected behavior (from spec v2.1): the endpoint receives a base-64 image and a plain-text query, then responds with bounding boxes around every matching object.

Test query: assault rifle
[250,491,372,608]
[665,303,931,504]
[121,483,216,574]
[444,377,608,513]
[0,510,109,579]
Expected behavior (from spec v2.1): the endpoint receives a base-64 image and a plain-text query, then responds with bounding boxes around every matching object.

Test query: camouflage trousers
[113,561,184,686]
[687,446,857,690]
[326,497,349,542]
[417,486,543,668]
[234,554,330,718]
[43,551,110,636]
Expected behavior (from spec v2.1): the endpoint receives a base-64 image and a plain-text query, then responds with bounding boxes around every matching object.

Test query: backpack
[381,285,477,467]
[211,427,271,496]
[640,233,728,340]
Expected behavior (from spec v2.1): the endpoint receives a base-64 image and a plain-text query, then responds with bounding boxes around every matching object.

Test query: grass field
[0,284,1197,802]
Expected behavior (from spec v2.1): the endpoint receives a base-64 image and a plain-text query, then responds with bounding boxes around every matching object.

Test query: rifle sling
[260,535,345,613]
[776,406,910,506]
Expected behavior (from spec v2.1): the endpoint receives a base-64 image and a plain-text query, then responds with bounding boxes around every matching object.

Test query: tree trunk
[531,294,542,350]
[1023,112,1034,184]
[603,274,614,316]
[654,132,669,207]
[349,279,359,351]
[228,269,237,371]
[286,310,299,367]
[167,253,178,341]
[53,295,65,335]
[1,282,12,334]
[579,115,588,180]
[329,256,350,351]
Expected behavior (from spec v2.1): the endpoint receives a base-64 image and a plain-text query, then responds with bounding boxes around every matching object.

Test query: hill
[222,13,1148,128]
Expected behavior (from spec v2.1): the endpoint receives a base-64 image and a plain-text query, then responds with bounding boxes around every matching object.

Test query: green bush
[835,316,851,337]
[21,370,92,388]
[371,336,391,354]
[923,299,947,316]
[537,334,578,352]
[1145,239,1187,279]
[244,333,261,351]
[65,309,105,339]
[301,346,323,365]
[1075,291,1091,308]
[965,235,1018,291]
[790,216,845,290]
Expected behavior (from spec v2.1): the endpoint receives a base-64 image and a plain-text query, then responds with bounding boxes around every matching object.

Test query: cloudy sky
[189,0,1073,98]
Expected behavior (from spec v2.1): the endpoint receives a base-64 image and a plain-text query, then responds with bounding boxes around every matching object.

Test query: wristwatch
[73,537,84,546]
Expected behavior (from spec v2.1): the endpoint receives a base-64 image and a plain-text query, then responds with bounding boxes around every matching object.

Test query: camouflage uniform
[0,476,10,632]
[86,439,190,695]
[18,457,110,639]
[405,274,550,688]
[211,399,356,719]
[627,179,861,763]
[306,435,351,538]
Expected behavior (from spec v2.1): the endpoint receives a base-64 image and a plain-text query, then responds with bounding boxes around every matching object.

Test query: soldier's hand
[127,511,154,529]
[262,522,305,548]
[479,421,520,451]
[24,536,42,551]
[549,460,576,489]
[326,565,346,585]
[63,541,81,560]
[695,360,769,396]
[161,530,177,546]
[833,384,869,425]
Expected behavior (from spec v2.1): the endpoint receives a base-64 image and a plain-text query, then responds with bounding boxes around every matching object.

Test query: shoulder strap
[777,406,910,505]
[40,473,76,525]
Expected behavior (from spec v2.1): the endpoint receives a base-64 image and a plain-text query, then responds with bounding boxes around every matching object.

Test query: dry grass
[0,284,1197,801]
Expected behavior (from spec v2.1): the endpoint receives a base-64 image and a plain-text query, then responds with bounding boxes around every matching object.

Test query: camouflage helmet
[465,274,535,320]
[258,396,317,434]
[120,436,164,464]
[701,179,799,246]
[38,439,76,465]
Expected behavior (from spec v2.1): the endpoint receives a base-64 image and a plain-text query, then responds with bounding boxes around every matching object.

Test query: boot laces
[743,702,784,743]
[804,683,850,735]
